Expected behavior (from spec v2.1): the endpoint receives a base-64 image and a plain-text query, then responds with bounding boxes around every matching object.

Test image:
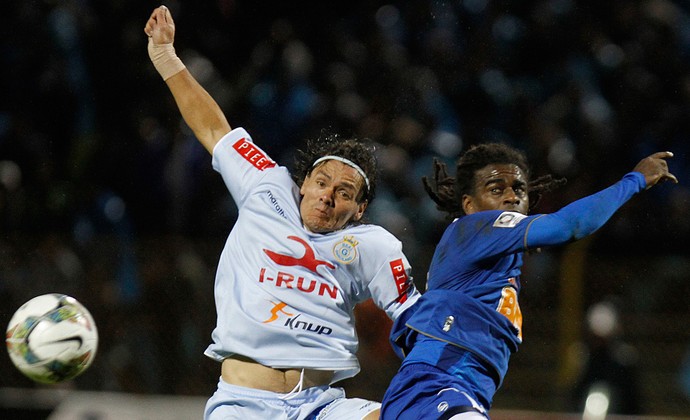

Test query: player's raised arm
[523,150,678,248]
[144,5,231,154]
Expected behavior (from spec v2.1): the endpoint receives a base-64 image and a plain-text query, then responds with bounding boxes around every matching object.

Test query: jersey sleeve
[525,172,645,248]
[211,127,278,207]
[452,211,534,263]
[358,228,420,320]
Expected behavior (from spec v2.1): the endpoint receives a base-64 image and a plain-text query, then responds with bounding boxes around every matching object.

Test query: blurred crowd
[1,0,690,410]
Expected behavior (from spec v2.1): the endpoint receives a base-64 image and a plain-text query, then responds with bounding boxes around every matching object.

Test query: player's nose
[503,188,520,204]
[319,189,335,206]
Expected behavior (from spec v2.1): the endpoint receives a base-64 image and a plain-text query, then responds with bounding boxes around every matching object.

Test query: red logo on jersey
[264,236,335,273]
[259,268,339,299]
[389,258,409,303]
[232,138,276,170]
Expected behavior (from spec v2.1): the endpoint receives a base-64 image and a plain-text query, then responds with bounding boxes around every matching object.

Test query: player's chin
[503,205,527,214]
[304,217,334,233]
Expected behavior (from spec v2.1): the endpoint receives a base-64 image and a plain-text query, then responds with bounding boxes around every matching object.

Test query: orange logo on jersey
[261,301,333,335]
[496,282,523,341]
[232,138,276,170]
[264,236,335,273]
[262,301,294,323]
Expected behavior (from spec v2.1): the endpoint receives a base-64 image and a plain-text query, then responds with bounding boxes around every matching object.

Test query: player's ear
[300,174,310,196]
[462,194,474,215]
[353,200,367,221]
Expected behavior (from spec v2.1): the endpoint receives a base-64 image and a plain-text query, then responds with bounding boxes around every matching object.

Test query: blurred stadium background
[2,0,690,418]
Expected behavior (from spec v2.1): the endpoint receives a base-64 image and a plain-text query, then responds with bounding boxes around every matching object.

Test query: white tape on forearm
[147,37,186,81]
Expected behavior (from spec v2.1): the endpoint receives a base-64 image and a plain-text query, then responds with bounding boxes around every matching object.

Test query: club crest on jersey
[493,211,527,228]
[333,235,358,264]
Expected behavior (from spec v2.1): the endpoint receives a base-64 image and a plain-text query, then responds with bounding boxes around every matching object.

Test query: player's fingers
[649,151,674,160]
[663,172,679,184]
[145,7,166,35]
[650,167,678,187]
[161,5,172,24]
[145,21,159,37]
[144,9,158,36]
[654,152,678,184]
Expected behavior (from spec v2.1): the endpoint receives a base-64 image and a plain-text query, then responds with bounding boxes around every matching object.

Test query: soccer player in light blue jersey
[145,6,420,420]
[381,143,677,419]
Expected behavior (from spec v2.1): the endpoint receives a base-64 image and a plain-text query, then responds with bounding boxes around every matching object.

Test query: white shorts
[204,378,381,420]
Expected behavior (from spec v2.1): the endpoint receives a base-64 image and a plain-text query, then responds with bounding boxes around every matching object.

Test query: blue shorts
[205,378,380,420]
[381,363,492,420]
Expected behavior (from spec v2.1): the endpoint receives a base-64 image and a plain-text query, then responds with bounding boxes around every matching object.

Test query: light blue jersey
[205,128,420,383]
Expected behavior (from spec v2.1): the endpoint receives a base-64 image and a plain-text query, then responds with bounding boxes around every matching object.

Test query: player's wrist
[148,37,186,81]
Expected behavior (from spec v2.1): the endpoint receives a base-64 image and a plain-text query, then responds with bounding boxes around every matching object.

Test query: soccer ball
[5,293,98,384]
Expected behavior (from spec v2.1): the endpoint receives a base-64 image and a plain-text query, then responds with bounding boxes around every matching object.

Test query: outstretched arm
[144,6,231,154]
[525,151,678,247]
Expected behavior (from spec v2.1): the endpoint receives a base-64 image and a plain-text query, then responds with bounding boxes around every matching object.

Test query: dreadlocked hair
[527,174,567,210]
[293,131,377,203]
[422,143,566,218]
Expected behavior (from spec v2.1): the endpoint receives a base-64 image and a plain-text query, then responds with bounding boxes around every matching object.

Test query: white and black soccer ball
[5,293,98,384]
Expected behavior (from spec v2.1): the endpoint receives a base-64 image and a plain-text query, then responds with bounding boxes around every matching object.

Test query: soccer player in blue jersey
[381,143,677,419]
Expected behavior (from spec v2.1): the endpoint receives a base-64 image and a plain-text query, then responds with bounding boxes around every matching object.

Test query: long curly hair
[292,132,377,203]
[422,143,566,218]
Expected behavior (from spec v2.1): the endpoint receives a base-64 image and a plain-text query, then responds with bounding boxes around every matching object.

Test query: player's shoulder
[460,210,529,228]
[332,223,402,259]
[213,127,281,172]
[344,223,400,244]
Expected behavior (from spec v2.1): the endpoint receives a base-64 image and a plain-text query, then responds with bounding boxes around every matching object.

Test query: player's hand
[144,5,176,45]
[632,151,678,189]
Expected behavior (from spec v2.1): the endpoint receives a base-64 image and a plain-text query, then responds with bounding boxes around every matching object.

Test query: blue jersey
[384,172,646,417]
[398,211,533,386]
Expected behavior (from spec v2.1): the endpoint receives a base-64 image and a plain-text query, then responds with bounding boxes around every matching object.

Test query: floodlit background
[1,0,690,417]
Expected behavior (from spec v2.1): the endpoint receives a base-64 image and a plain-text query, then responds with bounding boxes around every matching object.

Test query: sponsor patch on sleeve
[493,211,527,228]
[389,258,409,303]
[232,138,276,171]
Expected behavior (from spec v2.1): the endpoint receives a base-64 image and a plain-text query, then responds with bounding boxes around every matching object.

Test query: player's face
[299,160,368,233]
[462,163,529,215]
